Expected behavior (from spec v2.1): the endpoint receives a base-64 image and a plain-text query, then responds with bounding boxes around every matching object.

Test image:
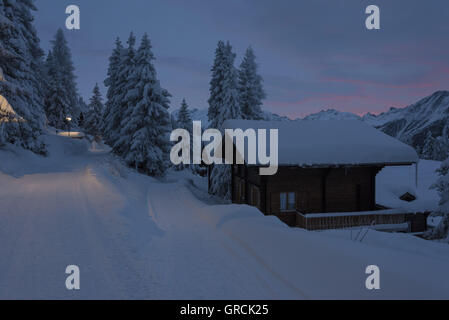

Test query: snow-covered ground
[377,160,441,213]
[0,133,448,299]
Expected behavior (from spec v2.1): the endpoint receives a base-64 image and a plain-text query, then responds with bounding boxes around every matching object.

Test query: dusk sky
[34,0,449,119]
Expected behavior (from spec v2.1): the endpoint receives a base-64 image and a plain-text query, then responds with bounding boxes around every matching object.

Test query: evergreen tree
[0,0,46,153]
[207,41,241,129]
[44,29,78,128]
[427,158,449,242]
[118,33,172,176]
[174,98,193,171]
[77,96,88,126]
[44,50,70,128]
[78,111,84,128]
[422,131,449,161]
[78,96,88,113]
[104,33,136,152]
[51,29,78,114]
[102,37,123,142]
[207,41,241,199]
[177,98,192,131]
[238,47,265,120]
[434,137,449,161]
[84,83,104,136]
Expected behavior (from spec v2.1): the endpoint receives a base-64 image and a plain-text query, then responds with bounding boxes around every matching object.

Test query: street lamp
[66,116,72,137]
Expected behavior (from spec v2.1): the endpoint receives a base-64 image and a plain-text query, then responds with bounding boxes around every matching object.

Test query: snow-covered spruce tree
[117,34,172,176]
[427,158,449,242]
[174,98,193,171]
[104,33,136,153]
[102,37,123,143]
[207,41,241,199]
[422,131,449,161]
[208,41,241,129]
[45,29,79,128]
[177,98,192,131]
[44,50,70,129]
[0,0,46,154]
[238,47,266,120]
[77,96,88,127]
[84,83,104,136]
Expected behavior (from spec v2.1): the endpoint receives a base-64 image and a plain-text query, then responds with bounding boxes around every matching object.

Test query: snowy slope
[1,132,449,299]
[364,91,449,160]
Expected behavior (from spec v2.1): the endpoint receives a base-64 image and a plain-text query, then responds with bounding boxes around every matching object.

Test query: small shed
[211,120,428,232]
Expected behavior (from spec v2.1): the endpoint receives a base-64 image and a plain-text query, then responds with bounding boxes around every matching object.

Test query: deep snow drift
[0,133,448,299]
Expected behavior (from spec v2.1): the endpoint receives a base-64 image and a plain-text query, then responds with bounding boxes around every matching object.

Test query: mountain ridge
[171,91,449,160]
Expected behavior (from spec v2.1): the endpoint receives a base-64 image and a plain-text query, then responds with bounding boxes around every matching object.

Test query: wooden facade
[213,164,429,232]
[231,164,380,214]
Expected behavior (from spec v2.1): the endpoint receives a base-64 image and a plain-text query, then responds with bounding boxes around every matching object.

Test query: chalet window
[280,192,296,212]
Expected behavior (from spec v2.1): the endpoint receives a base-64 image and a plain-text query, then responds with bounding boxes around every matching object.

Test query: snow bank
[211,203,449,299]
[376,160,441,212]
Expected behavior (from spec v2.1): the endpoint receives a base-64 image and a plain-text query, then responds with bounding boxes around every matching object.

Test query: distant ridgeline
[175,91,449,162]
[296,91,449,161]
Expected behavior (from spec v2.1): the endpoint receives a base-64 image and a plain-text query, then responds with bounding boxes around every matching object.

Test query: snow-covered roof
[222,119,419,167]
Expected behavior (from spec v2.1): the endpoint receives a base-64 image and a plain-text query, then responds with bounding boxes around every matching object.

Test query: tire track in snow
[221,230,309,299]
[145,181,308,299]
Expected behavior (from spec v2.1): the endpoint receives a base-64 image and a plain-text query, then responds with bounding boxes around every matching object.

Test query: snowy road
[0,135,305,299]
[0,134,449,299]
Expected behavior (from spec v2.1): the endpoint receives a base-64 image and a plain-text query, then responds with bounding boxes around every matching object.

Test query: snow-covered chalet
[209,120,429,232]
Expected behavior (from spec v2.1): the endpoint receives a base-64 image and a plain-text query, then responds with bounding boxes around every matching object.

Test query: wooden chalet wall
[232,164,381,216]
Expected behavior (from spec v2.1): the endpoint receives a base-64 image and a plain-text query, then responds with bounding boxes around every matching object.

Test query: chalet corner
[208,120,429,233]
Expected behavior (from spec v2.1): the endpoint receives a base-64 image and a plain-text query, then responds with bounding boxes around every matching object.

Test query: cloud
[157,56,210,76]
[33,0,449,116]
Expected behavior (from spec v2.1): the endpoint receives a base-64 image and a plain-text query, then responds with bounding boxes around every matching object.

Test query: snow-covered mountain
[297,91,449,160]
[363,91,449,160]
[302,109,362,121]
